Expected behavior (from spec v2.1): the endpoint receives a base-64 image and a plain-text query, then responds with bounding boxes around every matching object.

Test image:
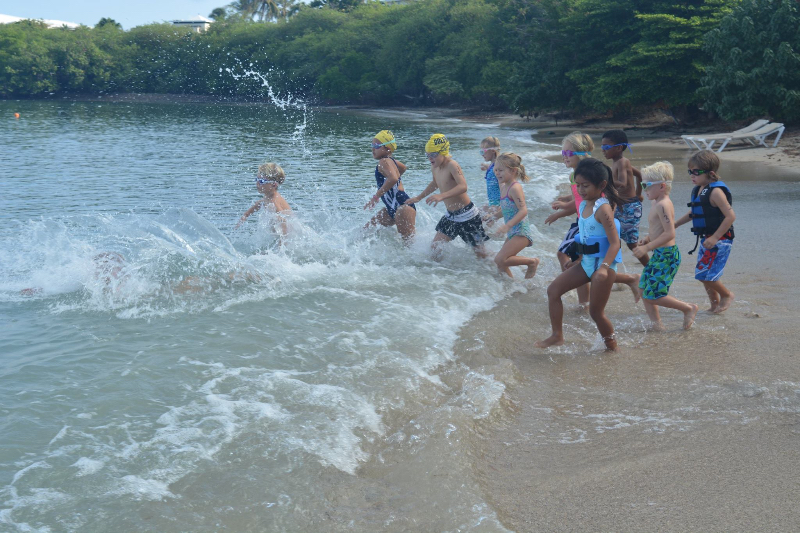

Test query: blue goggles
[601,143,633,152]
[371,140,396,149]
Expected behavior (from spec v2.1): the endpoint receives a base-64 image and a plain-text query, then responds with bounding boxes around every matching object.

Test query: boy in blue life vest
[675,150,736,314]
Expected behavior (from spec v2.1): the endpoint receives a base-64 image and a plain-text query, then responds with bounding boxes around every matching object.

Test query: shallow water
[0,99,573,532]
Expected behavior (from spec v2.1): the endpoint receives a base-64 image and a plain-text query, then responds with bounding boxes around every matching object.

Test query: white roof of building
[171,15,213,23]
[0,13,80,29]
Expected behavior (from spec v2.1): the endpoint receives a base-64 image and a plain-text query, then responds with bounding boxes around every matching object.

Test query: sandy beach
[450,117,800,532]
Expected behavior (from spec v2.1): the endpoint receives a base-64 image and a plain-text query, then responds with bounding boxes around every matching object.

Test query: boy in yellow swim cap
[405,134,489,259]
[364,130,416,244]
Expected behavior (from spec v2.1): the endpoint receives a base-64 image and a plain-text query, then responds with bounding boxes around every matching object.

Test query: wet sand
[456,136,800,532]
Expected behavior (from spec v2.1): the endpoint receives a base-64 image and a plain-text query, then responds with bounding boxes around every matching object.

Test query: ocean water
[0,99,568,532]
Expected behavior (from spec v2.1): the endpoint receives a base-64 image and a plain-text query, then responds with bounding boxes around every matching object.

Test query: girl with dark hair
[536,158,633,352]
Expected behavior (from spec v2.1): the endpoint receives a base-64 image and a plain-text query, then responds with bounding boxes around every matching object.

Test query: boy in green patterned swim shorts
[633,162,699,331]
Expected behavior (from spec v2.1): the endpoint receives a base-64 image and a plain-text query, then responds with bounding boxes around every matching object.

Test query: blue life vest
[687,181,734,254]
[572,218,623,263]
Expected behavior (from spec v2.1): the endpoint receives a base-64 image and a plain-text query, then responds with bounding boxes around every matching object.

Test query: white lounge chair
[681,119,768,149]
[682,122,785,152]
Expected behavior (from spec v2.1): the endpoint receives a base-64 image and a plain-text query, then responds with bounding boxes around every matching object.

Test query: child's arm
[395,160,407,176]
[596,203,621,273]
[406,180,438,205]
[236,200,263,228]
[494,183,528,235]
[426,162,467,207]
[634,200,675,258]
[703,188,736,248]
[633,166,643,201]
[674,211,692,228]
[365,159,402,209]
[545,202,577,225]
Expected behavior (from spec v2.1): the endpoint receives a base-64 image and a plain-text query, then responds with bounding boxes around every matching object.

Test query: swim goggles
[642,181,666,189]
[255,177,277,184]
[561,150,590,158]
[601,143,633,152]
[687,168,708,176]
[426,152,440,160]
[371,140,396,149]
[480,147,499,154]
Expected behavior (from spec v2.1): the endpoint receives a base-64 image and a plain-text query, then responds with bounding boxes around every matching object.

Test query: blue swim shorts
[695,238,732,282]
[614,200,642,244]
[640,245,681,299]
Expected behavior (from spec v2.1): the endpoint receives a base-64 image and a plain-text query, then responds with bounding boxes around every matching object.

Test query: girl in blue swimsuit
[363,130,416,244]
[492,153,540,278]
[535,158,626,352]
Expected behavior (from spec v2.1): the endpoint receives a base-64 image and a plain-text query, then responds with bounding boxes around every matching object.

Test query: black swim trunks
[435,202,489,247]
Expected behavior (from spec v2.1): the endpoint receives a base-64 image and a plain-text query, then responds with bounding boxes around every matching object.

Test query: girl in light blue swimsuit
[492,153,540,278]
[535,158,626,352]
[479,137,502,223]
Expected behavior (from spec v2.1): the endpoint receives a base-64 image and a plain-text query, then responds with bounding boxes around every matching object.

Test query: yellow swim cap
[425,134,450,156]
[374,130,397,151]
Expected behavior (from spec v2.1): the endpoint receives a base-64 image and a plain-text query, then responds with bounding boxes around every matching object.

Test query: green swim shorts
[639,245,681,300]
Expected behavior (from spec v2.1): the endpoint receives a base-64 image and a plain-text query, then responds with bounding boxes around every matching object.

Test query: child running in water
[237,162,292,237]
[633,161,699,330]
[478,136,502,223]
[363,130,416,244]
[406,134,489,259]
[675,150,736,313]
[545,132,594,308]
[536,158,627,352]
[601,129,648,266]
[492,152,540,278]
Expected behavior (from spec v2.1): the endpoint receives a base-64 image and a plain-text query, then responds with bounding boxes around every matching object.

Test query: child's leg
[700,281,720,312]
[650,296,699,329]
[643,299,664,331]
[627,242,649,266]
[494,236,539,278]
[559,252,591,308]
[394,205,416,245]
[588,267,618,351]
[703,280,734,313]
[535,266,590,348]
[614,272,642,303]
[431,232,452,261]
[364,208,394,230]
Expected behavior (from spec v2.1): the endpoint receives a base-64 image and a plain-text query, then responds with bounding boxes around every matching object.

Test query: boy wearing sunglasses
[237,162,292,237]
[633,162,699,330]
[601,129,648,266]
[675,150,736,314]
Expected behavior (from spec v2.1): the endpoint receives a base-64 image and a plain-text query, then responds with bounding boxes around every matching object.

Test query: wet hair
[496,152,530,183]
[602,129,629,151]
[257,162,286,185]
[480,136,500,149]
[574,158,623,209]
[641,161,674,193]
[562,131,594,158]
[688,150,720,180]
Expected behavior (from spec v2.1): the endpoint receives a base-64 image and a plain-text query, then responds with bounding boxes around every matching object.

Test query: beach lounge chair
[682,121,785,153]
[681,119,768,150]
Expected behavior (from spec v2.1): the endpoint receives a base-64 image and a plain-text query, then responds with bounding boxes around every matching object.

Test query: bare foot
[603,334,618,352]
[714,293,734,314]
[525,258,540,279]
[626,274,642,303]
[535,334,564,348]
[646,321,666,332]
[684,303,699,329]
[575,302,589,314]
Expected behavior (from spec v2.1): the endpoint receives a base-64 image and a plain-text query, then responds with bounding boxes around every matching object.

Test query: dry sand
[449,118,800,532]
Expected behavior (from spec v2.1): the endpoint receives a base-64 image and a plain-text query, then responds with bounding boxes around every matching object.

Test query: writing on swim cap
[425,134,450,156]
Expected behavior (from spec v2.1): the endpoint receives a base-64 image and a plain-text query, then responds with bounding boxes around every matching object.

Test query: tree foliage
[700,0,800,122]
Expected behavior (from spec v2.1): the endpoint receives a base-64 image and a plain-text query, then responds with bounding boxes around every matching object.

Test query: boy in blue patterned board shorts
[675,150,736,314]
[602,130,648,266]
[633,161,699,330]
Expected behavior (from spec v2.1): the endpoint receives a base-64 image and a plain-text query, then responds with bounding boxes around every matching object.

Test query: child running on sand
[363,130,416,244]
[545,132,594,308]
[536,158,627,352]
[405,134,489,259]
[237,162,292,237]
[492,152,540,278]
[478,136,502,223]
[675,150,736,313]
[632,161,698,330]
[601,129,648,266]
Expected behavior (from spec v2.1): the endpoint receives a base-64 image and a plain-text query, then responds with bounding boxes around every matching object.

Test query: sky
[0,0,228,29]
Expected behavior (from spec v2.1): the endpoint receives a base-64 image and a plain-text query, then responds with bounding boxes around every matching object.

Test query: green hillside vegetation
[0,0,797,122]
